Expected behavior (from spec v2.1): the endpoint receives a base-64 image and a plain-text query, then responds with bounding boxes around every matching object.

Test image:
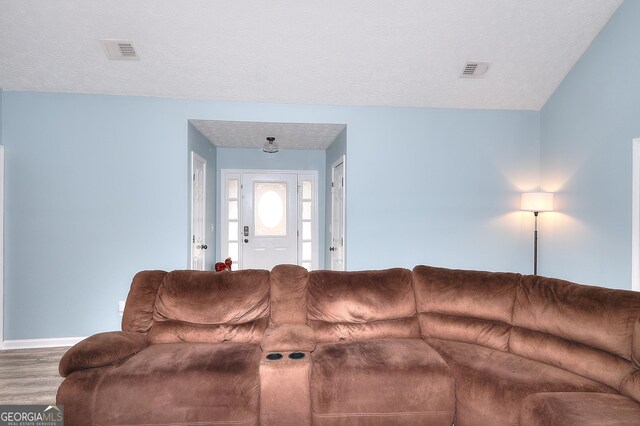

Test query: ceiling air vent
[460,61,490,78]
[101,40,139,60]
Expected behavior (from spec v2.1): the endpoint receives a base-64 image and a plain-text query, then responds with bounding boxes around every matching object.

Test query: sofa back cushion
[122,270,168,333]
[412,265,520,351]
[511,275,640,390]
[270,264,309,325]
[308,268,419,342]
[148,270,270,344]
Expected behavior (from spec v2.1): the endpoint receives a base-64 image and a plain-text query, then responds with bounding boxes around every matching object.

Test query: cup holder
[288,352,305,360]
[266,353,283,360]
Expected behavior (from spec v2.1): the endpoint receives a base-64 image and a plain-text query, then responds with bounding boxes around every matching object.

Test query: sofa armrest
[59,331,149,377]
[261,324,315,353]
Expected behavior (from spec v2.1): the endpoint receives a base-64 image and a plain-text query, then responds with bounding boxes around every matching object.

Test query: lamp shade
[521,192,554,212]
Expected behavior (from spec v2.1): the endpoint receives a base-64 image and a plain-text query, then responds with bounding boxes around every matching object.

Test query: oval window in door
[255,183,287,236]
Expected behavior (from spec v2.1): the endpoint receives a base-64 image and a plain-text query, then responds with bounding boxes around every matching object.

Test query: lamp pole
[533,211,539,275]
[521,192,553,277]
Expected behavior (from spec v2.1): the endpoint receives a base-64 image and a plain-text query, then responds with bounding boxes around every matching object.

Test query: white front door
[241,173,298,269]
[190,152,207,270]
[330,157,346,270]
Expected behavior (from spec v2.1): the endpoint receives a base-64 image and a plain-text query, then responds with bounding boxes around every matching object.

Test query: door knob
[244,239,249,243]
[329,247,335,251]
[200,244,208,249]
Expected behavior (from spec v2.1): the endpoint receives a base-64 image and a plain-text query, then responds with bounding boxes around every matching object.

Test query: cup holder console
[266,353,283,360]
[265,352,306,361]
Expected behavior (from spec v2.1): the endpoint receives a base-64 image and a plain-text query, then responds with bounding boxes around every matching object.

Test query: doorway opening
[220,169,319,270]
[188,119,347,272]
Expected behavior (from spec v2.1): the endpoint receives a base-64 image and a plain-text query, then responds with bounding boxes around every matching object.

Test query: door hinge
[193,173,196,181]
[341,237,344,246]
[331,181,335,188]
[192,235,195,243]
[341,177,344,187]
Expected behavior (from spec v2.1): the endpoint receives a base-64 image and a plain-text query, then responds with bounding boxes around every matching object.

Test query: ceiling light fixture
[263,137,279,153]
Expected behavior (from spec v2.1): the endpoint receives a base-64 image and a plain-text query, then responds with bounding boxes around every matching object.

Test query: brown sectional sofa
[57,265,640,425]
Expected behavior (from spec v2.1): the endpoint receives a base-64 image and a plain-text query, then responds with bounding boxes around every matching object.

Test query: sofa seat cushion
[520,392,640,426]
[426,338,615,426]
[310,338,454,425]
[92,343,261,425]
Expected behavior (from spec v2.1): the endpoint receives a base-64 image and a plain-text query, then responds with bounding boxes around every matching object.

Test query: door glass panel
[228,200,238,220]
[302,222,312,240]
[228,242,239,262]
[254,182,287,236]
[228,179,238,199]
[302,242,312,260]
[302,201,312,220]
[302,261,311,270]
[302,180,312,199]
[228,222,238,241]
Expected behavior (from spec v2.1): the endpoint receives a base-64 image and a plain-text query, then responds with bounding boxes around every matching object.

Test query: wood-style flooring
[0,346,68,404]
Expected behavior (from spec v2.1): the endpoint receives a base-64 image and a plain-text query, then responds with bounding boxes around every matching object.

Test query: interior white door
[242,173,298,269]
[190,152,207,270]
[330,157,346,270]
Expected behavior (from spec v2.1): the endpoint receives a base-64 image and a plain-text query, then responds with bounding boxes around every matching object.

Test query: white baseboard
[0,336,86,350]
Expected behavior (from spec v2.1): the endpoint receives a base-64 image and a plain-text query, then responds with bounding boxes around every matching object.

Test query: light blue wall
[187,124,217,270]
[1,91,539,339]
[325,128,347,267]
[216,147,326,267]
[345,108,539,271]
[2,93,190,340]
[540,0,640,289]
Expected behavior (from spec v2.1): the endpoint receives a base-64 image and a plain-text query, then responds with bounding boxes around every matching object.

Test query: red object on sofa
[214,257,232,271]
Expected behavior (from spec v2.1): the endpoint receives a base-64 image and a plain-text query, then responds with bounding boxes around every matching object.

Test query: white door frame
[632,139,640,291]
[330,156,346,270]
[220,169,319,270]
[190,152,207,270]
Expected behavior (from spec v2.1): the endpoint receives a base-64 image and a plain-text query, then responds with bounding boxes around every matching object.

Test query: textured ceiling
[191,120,346,150]
[0,0,622,111]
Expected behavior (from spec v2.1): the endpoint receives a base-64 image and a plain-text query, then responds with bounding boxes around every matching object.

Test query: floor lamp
[521,192,554,275]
